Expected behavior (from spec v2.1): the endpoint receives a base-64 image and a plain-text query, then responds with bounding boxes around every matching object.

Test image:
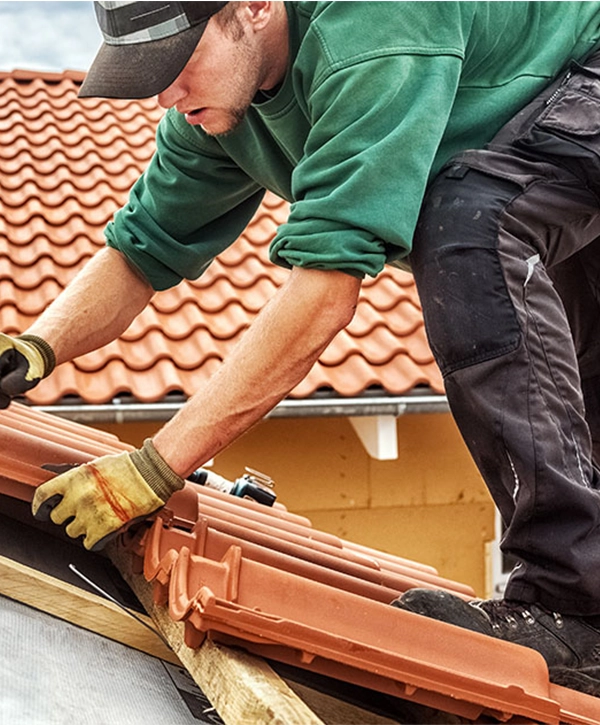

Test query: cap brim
[79,22,207,99]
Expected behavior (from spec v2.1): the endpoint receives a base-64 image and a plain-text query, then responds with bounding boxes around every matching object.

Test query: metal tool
[187,466,276,507]
[42,461,277,507]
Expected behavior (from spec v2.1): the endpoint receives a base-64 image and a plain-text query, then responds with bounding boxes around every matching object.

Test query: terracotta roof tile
[0,403,598,723]
[0,69,444,406]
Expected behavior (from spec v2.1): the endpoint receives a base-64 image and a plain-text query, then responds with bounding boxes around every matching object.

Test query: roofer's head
[80,1,289,137]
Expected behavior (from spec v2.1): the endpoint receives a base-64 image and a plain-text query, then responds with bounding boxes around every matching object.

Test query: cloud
[0,1,101,73]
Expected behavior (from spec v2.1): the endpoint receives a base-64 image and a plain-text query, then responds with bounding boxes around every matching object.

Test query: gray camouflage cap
[79,1,228,99]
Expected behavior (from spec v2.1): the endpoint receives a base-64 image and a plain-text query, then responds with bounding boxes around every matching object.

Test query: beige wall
[98,412,495,597]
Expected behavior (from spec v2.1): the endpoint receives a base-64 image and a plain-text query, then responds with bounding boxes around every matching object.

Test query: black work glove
[0,333,56,408]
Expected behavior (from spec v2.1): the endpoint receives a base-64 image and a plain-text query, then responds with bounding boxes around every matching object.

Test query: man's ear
[243,1,273,32]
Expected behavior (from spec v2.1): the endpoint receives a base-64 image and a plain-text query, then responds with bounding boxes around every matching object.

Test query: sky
[0,1,101,73]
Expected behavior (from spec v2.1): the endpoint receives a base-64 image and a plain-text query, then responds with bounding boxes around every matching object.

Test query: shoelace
[470,599,564,631]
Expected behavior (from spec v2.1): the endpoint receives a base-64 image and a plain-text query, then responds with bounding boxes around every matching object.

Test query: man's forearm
[153,267,361,477]
[27,247,154,365]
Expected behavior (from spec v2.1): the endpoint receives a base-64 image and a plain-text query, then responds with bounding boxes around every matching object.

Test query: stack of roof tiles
[0,69,443,408]
[0,401,599,724]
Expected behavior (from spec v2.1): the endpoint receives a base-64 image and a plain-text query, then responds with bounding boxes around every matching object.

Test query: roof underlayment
[0,595,221,725]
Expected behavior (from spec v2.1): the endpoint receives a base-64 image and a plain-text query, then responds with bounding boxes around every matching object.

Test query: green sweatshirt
[106,1,600,290]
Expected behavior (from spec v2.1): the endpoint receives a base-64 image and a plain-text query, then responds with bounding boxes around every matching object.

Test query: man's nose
[156,80,186,109]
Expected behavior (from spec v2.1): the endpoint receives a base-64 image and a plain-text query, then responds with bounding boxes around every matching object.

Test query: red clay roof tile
[164,548,566,722]
[0,69,444,406]
[0,402,598,723]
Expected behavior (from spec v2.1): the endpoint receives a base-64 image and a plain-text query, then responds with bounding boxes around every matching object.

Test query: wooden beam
[108,542,328,725]
[0,552,178,663]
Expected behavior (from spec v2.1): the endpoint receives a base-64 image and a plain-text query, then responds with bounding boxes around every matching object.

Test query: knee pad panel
[415,244,521,376]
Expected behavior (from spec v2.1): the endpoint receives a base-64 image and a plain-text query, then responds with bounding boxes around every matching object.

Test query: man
[1,0,600,695]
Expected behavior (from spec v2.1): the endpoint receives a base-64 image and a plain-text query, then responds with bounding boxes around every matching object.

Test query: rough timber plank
[0,553,178,663]
[108,541,327,725]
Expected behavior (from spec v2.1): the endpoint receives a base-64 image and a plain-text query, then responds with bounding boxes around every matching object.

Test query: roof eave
[30,392,449,425]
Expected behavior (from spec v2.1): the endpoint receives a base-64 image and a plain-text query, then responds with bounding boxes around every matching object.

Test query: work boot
[392,588,600,696]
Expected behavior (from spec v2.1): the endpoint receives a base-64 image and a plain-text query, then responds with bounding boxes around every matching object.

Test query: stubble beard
[207,105,251,137]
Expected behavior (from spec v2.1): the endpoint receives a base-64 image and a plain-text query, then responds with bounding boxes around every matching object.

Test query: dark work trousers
[411,51,600,615]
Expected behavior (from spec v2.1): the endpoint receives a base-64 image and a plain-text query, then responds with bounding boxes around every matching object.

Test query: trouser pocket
[515,55,600,191]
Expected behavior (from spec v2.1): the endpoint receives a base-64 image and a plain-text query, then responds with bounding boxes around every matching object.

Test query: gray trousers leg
[412,161,600,615]
[411,51,600,615]
[550,248,600,463]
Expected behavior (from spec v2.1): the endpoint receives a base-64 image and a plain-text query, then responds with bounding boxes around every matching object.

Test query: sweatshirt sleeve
[270,51,464,278]
[105,109,264,291]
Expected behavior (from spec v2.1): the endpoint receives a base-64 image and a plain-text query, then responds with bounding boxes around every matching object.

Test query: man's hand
[0,333,55,408]
[32,439,185,551]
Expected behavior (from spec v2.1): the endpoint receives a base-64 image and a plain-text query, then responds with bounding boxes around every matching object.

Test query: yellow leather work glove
[0,332,55,408]
[32,439,185,551]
